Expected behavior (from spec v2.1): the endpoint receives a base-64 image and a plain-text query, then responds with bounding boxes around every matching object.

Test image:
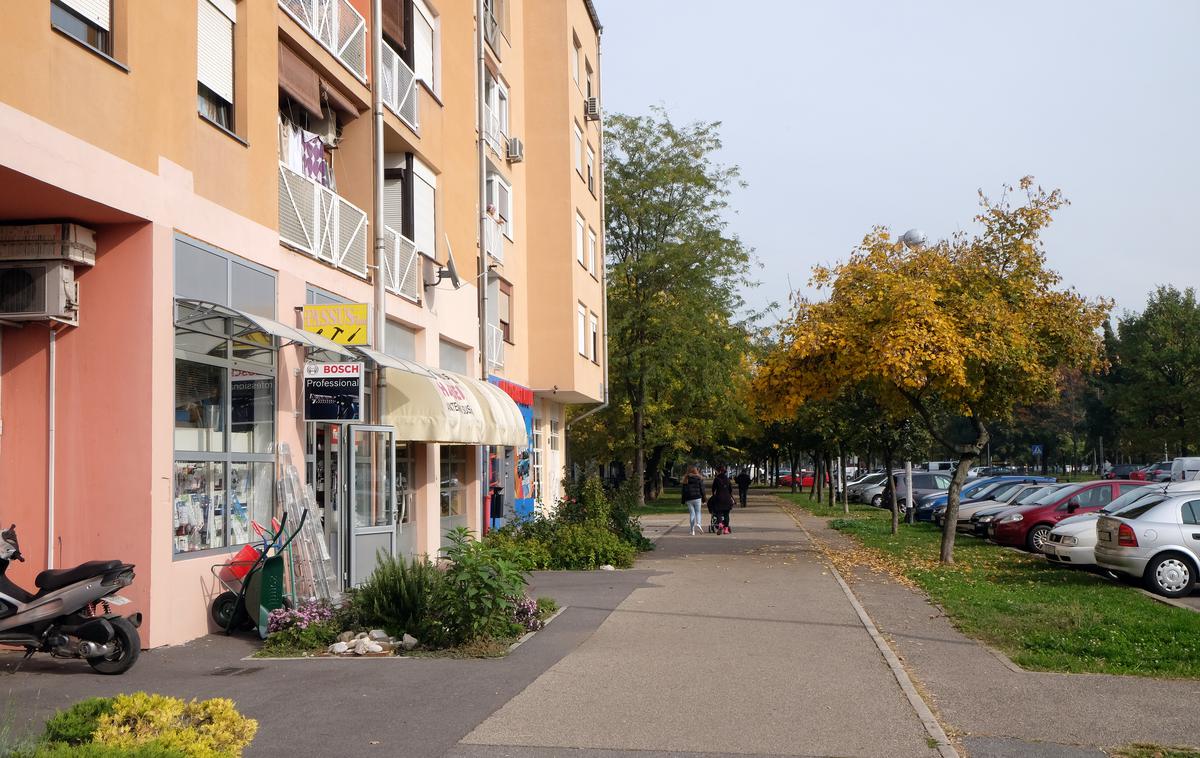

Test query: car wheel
[870,494,883,508]
[1144,553,1196,598]
[1026,525,1052,553]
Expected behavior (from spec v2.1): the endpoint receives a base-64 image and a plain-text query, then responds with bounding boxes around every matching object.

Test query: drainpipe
[564,26,608,480]
[371,0,386,422]
[475,0,490,532]
[46,324,57,569]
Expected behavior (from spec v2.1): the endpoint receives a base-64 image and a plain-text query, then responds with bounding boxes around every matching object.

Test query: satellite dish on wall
[425,235,463,290]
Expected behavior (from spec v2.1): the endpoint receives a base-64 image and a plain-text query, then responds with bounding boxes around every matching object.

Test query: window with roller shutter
[412,0,438,95]
[51,0,111,56]
[411,157,437,259]
[197,0,236,130]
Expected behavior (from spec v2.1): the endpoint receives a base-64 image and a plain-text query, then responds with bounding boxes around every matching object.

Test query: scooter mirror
[0,524,22,562]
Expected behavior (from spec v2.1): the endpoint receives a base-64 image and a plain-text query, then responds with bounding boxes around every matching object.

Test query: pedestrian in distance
[680,465,707,536]
[735,469,751,508]
[709,466,735,534]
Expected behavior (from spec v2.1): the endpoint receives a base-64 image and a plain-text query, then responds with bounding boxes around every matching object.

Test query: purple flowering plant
[267,600,334,634]
[511,595,543,633]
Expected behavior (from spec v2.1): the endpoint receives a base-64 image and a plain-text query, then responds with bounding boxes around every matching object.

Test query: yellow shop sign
[302,303,371,346]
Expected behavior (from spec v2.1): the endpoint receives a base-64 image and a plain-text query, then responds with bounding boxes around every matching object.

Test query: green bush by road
[780,492,1200,679]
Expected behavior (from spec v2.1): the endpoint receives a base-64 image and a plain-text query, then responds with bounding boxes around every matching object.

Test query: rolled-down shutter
[197,0,234,104]
[382,171,404,232]
[411,158,437,259]
[61,0,111,31]
[279,42,322,119]
[382,0,405,50]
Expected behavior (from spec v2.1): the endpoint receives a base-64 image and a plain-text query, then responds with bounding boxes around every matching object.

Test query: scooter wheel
[87,616,140,675]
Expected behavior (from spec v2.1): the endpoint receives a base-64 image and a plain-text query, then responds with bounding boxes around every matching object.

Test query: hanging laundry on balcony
[301,132,331,188]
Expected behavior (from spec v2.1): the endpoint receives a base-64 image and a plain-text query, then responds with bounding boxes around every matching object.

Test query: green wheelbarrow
[210,510,307,639]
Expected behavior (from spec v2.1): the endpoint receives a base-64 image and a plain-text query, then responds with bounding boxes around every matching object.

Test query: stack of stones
[326,630,419,656]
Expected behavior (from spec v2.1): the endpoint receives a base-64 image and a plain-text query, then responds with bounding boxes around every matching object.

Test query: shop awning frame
[175,298,354,359]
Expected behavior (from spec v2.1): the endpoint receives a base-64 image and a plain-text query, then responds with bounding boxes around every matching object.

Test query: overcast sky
[593,0,1199,323]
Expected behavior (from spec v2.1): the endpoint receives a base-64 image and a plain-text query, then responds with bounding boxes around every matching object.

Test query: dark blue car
[911,475,1057,522]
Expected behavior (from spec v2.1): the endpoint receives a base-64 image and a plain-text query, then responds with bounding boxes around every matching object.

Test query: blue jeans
[685,499,702,529]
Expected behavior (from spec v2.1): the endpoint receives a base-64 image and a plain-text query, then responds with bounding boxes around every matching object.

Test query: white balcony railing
[380,42,419,130]
[486,323,505,369]
[483,215,503,262]
[484,104,502,154]
[382,225,420,302]
[278,162,368,277]
[279,0,367,82]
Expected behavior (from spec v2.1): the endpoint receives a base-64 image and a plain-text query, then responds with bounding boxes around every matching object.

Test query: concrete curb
[784,506,960,758]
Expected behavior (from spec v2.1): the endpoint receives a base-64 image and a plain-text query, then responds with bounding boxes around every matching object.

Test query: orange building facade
[0,0,604,646]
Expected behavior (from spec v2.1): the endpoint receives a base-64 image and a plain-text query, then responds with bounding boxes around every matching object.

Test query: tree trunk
[633,406,646,507]
[813,454,822,502]
[646,444,666,501]
[825,453,834,509]
[884,444,897,535]
[939,419,990,564]
[789,451,799,493]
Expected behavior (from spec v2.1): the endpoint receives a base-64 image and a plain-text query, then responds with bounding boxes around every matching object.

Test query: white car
[1095,489,1200,597]
[1046,480,1200,568]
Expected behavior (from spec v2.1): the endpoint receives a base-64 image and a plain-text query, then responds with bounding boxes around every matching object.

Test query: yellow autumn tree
[759,178,1111,562]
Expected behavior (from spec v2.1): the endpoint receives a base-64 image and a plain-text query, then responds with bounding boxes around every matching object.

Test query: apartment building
[0,0,604,646]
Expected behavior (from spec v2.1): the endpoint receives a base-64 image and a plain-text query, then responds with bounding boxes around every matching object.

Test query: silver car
[1095,492,1200,597]
[847,472,886,503]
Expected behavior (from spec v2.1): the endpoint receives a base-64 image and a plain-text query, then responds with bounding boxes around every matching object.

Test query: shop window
[441,445,468,517]
[397,443,415,525]
[51,0,111,56]
[175,360,226,453]
[230,369,274,453]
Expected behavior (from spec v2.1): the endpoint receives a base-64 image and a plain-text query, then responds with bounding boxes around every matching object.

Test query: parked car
[1043,485,1185,567]
[938,482,1056,528]
[1171,457,1200,482]
[988,480,1148,552]
[847,472,887,503]
[881,471,953,512]
[1095,492,1200,597]
[778,471,815,488]
[914,475,1057,521]
[961,485,1067,535]
[1103,463,1143,480]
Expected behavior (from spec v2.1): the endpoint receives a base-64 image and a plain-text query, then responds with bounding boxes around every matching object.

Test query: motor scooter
[0,524,141,674]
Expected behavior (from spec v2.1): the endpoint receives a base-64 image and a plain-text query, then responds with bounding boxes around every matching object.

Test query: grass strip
[778,492,1200,679]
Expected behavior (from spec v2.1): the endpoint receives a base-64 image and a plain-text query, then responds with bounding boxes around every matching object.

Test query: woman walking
[680,466,706,535]
[709,466,735,534]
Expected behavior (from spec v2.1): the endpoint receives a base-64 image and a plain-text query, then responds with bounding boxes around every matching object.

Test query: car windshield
[1032,483,1081,504]
[988,481,1025,500]
[1012,486,1049,504]
[963,479,996,496]
[1100,487,1164,514]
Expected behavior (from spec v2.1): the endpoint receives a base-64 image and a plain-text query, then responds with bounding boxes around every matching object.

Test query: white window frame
[412,156,437,259]
[589,313,599,362]
[413,0,440,96]
[571,36,581,85]
[575,213,585,266]
[587,228,597,276]
[577,304,587,356]
[487,170,513,239]
[573,124,583,175]
[197,0,235,107]
[586,144,596,192]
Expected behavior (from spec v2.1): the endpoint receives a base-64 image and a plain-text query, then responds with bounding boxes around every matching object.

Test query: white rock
[365,642,383,654]
[328,641,349,654]
[600,564,615,571]
[368,629,389,642]
[400,633,418,651]
[337,631,354,643]
[353,638,372,655]
[354,631,369,640]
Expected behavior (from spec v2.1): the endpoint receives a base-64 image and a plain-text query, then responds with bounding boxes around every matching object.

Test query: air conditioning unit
[0,260,81,325]
[0,223,96,266]
[506,137,524,162]
[584,97,600,121]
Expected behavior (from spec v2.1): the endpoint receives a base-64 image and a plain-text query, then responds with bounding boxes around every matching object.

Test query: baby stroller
[708,512,731,534]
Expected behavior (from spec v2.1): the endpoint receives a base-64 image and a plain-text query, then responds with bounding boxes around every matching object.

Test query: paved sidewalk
[459,494,940,757]
[784,497,1200,756]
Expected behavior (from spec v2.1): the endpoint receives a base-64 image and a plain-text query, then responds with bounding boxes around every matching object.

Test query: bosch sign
[304,362,364,422]
[305,362,363,378]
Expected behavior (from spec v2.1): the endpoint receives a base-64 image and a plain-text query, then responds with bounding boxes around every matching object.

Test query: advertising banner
[301,303,371,346]
[304,362,364,422]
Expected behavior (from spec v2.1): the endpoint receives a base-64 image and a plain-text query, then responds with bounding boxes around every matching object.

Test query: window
[498,280,512,343]
[1182,501,1200,526]
[441,446,468,517]
[487,171,513,238]
[589,313,599,362]
[413,0,439,94]
[587,228,597,276]
[197,0,236,130]
[485,74,509,140]
[396,443,415,526]
[384,320,417,361]
[571,35,581,85]
[586,145,596,193]
[412,157,437,258]
[440,340,469,374]
[573,124,583,175]
[549,419,560,451]
[577,304,587,355]
[51,0,111,55]
[585,61,594,99]
[575,213,585,266]
[173,236,277,556]
[531,421,543,503]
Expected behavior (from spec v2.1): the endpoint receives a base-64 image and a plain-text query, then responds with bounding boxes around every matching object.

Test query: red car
[987,480,1148,552]
[778,471,816,488]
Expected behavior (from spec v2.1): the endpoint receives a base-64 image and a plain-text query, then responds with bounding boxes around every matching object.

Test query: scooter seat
[35,560,123,592]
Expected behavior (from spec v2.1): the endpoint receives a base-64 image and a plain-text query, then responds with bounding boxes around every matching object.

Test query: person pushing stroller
[708,466,735,534]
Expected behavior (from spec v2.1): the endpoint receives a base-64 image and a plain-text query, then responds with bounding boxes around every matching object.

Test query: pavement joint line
[508,605,569,652]
[778,501,960,758]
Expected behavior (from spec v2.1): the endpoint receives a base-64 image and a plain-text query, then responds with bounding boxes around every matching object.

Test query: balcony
[486,323,504,369]
[483,215,504,262]
[483,10,501,59]
[381,42,419,131]
[278,162,368,277]
[279,0,367,82]
[382,225,419,303]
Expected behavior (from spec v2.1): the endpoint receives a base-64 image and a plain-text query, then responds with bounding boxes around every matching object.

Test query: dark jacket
[708,473,735,512]
[735,472,751,491]
[680,475,706,503]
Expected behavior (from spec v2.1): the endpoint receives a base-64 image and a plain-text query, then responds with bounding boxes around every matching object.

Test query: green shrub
[484,526,550,570]
[436,528,528,643]
[260,620,339,656]
[352,553,444,641]
[91,693,256,758]
[22,741,187,757]
[559,476,610,525]
[535,596,559,619]
[606,481,654,551]
[41,697,114,746]
[549,523,636,570]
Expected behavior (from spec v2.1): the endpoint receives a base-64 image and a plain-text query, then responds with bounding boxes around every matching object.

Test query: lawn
[777,492,1200,679]
[632,487,686,516]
